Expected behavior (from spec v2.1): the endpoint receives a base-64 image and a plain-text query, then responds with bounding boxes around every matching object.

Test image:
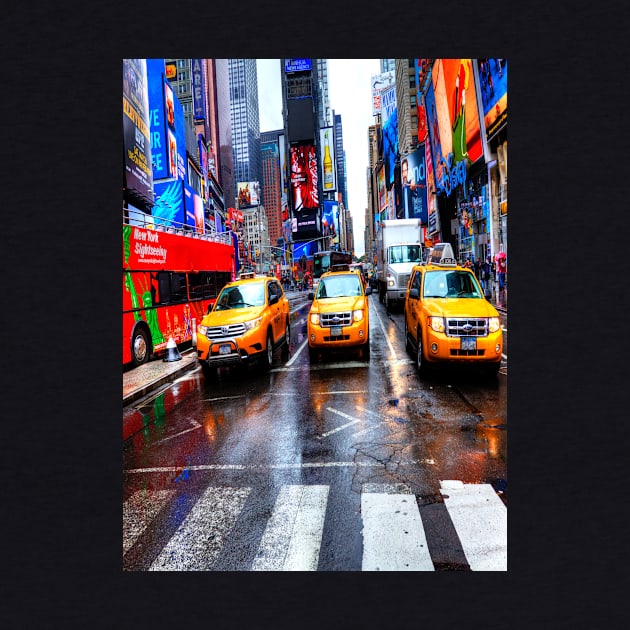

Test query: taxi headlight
[353,309,364,322]
[310,312,320,325]
[198,324,208,336]
[429,316,445,333]
[243,316,263,331]
[488,317,501,333]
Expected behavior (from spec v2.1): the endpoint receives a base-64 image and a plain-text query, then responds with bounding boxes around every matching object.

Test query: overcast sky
[256,59,381,257]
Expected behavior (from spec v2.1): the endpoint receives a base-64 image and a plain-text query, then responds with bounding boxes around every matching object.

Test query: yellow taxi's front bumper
[196,328,266,365]
[307,320,368,350]
[423,328,503,364]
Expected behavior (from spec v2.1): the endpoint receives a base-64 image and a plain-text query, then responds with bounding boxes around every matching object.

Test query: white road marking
[123,489,175,555]
[148,486,251,571]
[284,339,308,366]
[319,407,363,438]
[124,460,436,474]
[251,485,329,571]
[361,489,434,571]
[371,303,397,360]
[440,480,507,571]
[152,419,202,445]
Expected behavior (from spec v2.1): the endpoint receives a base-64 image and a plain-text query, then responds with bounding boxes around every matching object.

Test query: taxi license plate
[219,344,232,355]
[330,326,342,337]
[461,337,477,350]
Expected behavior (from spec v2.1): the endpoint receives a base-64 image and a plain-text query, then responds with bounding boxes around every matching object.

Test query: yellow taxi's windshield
[316,274,363,299]
[215,282,266,310]
[423,270,482,299]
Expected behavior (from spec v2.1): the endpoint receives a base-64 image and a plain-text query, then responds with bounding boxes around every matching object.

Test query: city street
[123,294,507,571]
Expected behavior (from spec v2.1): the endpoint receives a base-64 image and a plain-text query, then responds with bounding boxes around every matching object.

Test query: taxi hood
[202,305,266,326]
[423,297,499,318]
[312,295,367,312]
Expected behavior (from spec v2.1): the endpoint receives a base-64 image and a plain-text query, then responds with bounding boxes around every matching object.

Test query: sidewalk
[123,292,312,406]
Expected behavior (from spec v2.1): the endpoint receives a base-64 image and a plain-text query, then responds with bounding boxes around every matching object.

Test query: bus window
[170,273,187,303]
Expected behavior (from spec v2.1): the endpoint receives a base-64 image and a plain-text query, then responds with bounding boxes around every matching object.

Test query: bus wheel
[131,327,150,366]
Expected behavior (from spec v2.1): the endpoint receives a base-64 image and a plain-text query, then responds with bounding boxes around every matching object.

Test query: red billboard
[289,144,319,212]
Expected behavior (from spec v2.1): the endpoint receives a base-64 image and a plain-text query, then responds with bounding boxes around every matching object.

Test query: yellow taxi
[307,266,372,361]
[196,272,290,375]
[403,243,502,377]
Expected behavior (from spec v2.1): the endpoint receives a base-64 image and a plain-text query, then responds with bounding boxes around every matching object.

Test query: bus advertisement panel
[123,223,235,366]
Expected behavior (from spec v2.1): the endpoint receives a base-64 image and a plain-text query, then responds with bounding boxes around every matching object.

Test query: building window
[410,95,416,107]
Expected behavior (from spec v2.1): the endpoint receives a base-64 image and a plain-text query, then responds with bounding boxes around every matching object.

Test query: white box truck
[376,218,423,311]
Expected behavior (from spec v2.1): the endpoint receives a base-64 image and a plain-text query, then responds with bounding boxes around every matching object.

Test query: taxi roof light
[424,242,457,267]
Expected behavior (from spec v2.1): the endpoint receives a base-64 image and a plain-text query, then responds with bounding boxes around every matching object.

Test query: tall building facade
[228,59,262,205]
[333,112,348,210]
[395,58,419,157]
[260,130,284,249]
[380,58,395,73]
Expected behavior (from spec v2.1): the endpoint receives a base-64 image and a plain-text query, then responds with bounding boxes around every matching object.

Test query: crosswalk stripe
[123,489,175,556]
[440,481,507,571]
[251,485,329,571]
[148,486,251,571]
[361,485,434,571]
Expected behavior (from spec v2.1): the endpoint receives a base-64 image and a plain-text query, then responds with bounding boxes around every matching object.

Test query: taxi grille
[446,318,488,337]
[206,323,247,339]
[320,312,352,327]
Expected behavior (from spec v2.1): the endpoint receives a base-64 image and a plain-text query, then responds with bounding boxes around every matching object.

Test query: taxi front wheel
[261,329,274,371]
[416,328,431,378]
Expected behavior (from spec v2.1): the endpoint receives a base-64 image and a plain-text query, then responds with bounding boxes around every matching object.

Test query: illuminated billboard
[123,59,153,208]
[152,179,185,227]
[289,144,318,212]
[477,58,507,141]
[147,58,186,182]
[237,182,259,208]
[381,85,398,187]
[191,58,206,122]
[401,146,428,223]
[184,183,205,233]
[322,200,339,241]
[319,127,336,192]
[285,58,312,73]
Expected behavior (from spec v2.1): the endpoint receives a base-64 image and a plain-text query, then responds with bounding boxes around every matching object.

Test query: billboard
[123,59,153,207]
[371,71,394,115]
[147,58,186,182]
[322,200,339,240]
[237,182,259,208]
[414,59,430,143]
[278,134,288,199]
[426,59,483,197]
[290,144,318,212]
[152,179,185,227]
[477,58,507,141]
[191,58,206,121]
[184,183,205,233]
[287,97,314,143]
[381,85,398,187]
[401,146,428,223]
[285,58,312,73]
[319,127,336,192]
[164,61,177,80]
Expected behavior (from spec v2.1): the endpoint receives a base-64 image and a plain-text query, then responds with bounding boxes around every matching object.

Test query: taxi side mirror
[269,294,279,305]
[409,288,419,300]
[365,286,372,296]
[308,292,314,300]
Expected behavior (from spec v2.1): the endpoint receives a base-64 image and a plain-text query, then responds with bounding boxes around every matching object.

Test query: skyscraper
[228,59,262,205]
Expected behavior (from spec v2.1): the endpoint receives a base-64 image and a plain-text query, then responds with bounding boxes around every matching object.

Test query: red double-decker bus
[123,212,236,366]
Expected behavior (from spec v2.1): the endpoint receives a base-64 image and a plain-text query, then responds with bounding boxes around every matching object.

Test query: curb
[123,349,199,407]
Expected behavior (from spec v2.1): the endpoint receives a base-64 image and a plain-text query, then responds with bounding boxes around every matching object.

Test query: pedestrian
[481,257,492,298]
[497,255,507,292]
[473,258,481,281]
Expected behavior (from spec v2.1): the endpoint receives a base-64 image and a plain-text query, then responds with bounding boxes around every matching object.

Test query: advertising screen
[152,179,185,227]
[184,183,205,233]
[123,59,153,207]
[371,71,394,115]
[401,146,428,223]
[381,85,398,187]
[477,58,507,141]
[237,182,259,208]
[290,144,318,212]
[147,59,185,183]
[191,58,206,121]
[322,200,339,239]
[319,127,336,192]
[285,58,312,73]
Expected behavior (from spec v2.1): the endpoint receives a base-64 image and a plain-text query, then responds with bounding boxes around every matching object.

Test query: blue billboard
[285,58,312,73]
[401,146,428,223]
[147,58,186,183]
[191,58,206,121]
[152,179,185,227]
